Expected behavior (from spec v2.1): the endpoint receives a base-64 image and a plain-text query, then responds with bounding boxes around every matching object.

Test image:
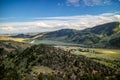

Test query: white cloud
[83,0,103,6]
[66,0,80,6]
[66,0,112,6]
[0,13,120,34]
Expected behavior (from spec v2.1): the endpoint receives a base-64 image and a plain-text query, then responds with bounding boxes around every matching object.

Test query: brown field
[0,36,26,42]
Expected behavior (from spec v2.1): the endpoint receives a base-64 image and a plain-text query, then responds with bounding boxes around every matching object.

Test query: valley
[0,22,120,80]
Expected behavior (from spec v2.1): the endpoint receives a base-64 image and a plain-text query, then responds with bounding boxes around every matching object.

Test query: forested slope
[0,43,119,80]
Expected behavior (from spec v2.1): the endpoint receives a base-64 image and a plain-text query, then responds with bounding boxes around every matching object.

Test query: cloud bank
[0,13,120,34]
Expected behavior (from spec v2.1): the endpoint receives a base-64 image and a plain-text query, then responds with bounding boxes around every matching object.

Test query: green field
[56,46,120,68]
[75,49,120,68]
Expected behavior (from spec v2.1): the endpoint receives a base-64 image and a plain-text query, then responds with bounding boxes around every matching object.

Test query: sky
[0,0,120,34]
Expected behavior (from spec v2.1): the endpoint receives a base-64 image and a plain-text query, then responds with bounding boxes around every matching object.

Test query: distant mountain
[11,33,32,38]
[37,22,120,48]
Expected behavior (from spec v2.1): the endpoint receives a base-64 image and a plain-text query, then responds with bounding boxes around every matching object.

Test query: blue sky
[0,0,120,34]
[0,0,120,18]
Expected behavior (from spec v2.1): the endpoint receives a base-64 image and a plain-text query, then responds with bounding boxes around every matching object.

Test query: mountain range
[36,22,120,48]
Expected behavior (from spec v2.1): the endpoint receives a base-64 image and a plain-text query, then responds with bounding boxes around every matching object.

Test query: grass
[75,49,120,68]
[92,48,119,54]
[31,66,55,75]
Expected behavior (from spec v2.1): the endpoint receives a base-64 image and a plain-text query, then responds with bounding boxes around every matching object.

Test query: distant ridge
[11,33,32,38]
